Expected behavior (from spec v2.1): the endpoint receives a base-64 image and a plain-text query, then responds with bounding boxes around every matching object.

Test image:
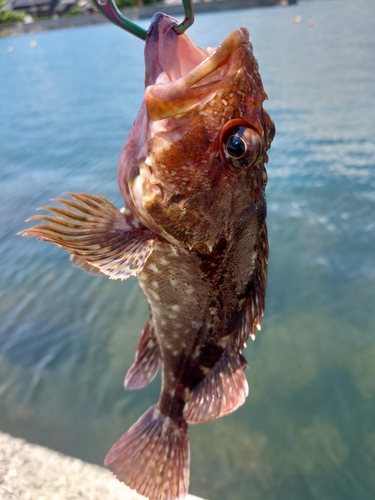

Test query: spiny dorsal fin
[125,318,161,390]
[184,223,267,423]
[183,347,249,424]
[235,221,268,347]
[19,193,156,281]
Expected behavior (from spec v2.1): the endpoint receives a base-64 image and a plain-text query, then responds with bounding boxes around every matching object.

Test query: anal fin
[19,193,156,281]
[105,404,189,500]
[125,319,161,389]
[183,348,249,424]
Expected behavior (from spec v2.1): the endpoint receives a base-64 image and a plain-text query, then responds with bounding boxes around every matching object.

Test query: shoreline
[0,431,206,500]
[0,0,296,37]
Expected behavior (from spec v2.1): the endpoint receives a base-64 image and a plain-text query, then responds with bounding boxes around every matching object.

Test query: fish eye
[226,135,247,159]
[220,119,263,170]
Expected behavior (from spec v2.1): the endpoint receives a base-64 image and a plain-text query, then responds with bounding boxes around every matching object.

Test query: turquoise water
[1,0,375,498]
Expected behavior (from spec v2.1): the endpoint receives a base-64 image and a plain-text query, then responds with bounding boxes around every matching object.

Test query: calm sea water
[1,0,375,498]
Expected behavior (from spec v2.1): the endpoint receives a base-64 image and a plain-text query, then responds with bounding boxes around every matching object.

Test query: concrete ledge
[0,431,205,500]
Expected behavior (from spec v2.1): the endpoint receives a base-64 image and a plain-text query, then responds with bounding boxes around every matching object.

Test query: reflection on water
[1,0,375,498]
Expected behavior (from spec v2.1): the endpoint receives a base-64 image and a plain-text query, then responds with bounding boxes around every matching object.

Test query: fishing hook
[91,0,195,41]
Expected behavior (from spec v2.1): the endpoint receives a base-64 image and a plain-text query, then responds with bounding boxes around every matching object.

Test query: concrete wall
[0,431,205,500]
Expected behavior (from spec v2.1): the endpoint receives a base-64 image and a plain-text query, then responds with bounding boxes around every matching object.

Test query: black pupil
[227,135,246,158]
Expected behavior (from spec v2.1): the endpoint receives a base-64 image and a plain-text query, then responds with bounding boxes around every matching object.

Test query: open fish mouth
[144,13,250,120]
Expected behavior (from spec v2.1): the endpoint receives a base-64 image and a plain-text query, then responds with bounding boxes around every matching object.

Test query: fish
[20,12,275,500]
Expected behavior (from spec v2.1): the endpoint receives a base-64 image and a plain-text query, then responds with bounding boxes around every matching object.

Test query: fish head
[119,13,275,253]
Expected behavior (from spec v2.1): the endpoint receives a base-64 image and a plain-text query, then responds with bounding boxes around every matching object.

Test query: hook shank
[173,0,195,35]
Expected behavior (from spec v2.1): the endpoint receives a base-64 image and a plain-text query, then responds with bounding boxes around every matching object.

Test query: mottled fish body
[21,13,274,500]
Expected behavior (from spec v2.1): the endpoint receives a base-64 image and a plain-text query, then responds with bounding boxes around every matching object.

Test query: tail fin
[104,405,190,500]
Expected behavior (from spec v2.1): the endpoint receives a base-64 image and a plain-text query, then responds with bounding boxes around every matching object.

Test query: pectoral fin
[19,193,156,281]
[70,255,106,276]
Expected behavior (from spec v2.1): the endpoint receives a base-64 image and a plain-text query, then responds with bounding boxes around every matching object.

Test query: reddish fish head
[119,13,275,253]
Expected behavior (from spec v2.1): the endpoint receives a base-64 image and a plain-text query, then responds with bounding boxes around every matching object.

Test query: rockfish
[20,13,275,500]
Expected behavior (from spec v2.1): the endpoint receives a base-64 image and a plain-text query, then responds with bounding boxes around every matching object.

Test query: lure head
[119,13,275,253]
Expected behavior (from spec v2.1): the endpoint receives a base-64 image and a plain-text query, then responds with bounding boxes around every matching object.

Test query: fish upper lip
[145,23,249,104]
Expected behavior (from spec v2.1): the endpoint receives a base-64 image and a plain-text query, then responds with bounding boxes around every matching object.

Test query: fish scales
[20,12,275,500]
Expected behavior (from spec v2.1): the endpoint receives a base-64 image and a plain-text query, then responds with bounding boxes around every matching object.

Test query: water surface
[1,0,375,499]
